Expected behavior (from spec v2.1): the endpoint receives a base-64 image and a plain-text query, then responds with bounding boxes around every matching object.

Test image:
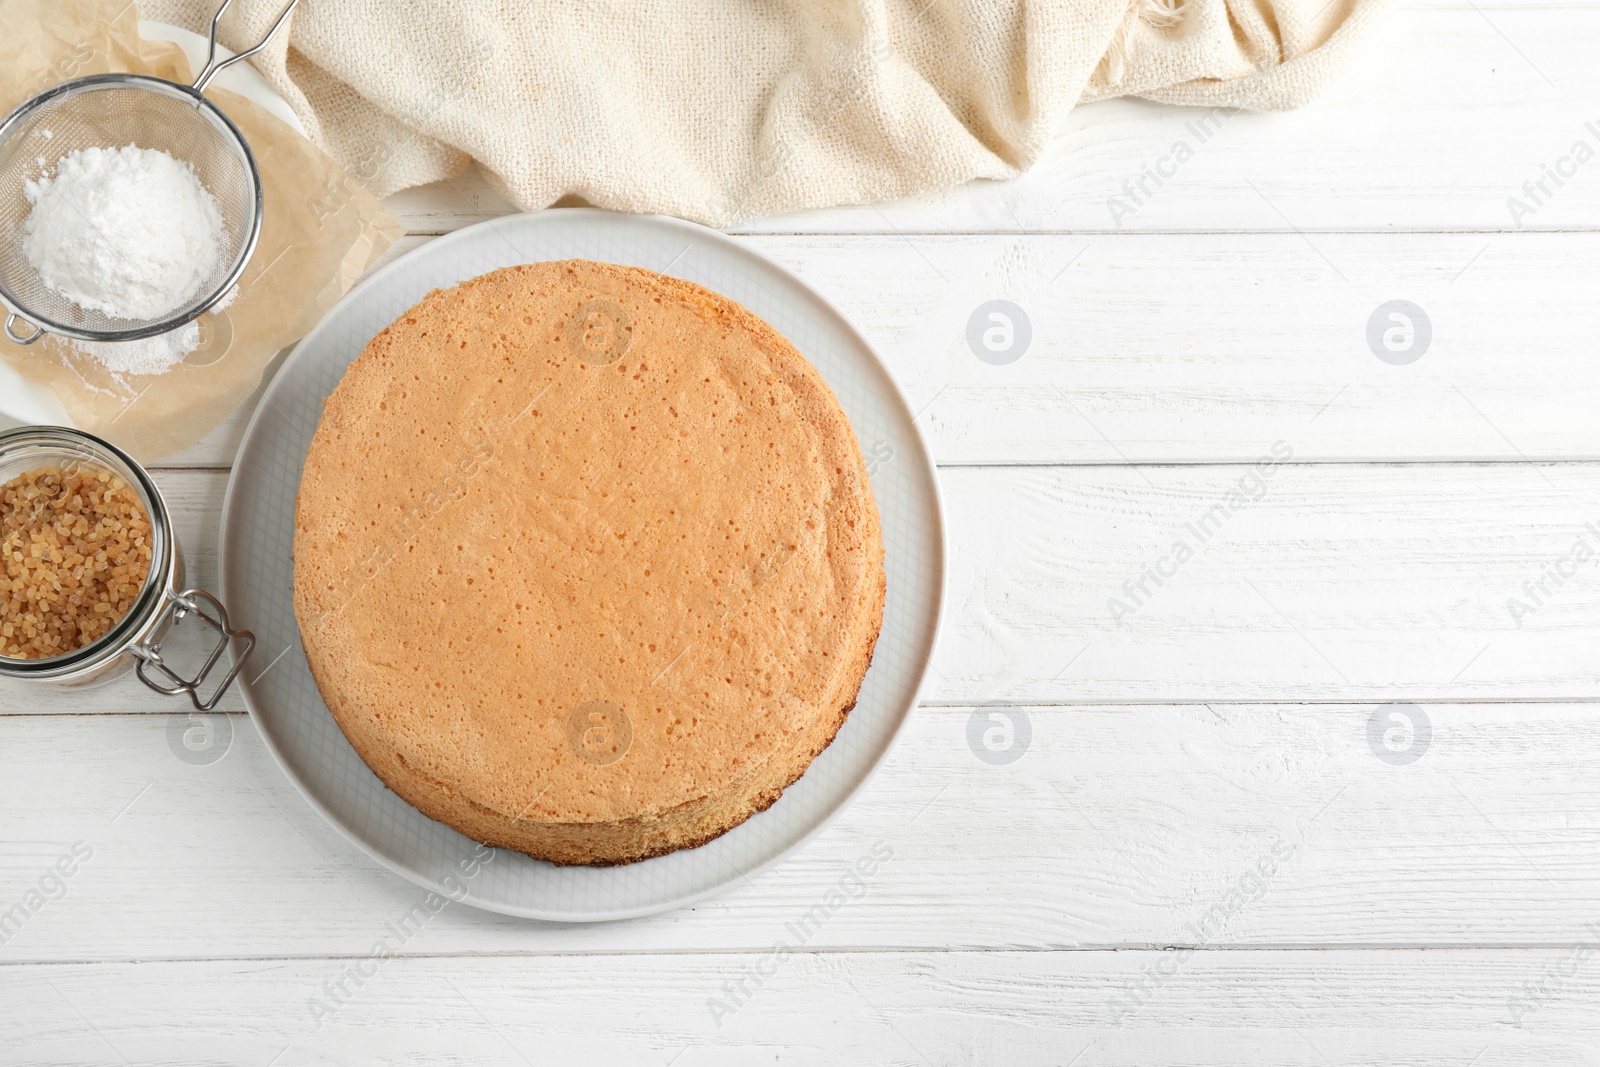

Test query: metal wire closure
[132,588,257,711]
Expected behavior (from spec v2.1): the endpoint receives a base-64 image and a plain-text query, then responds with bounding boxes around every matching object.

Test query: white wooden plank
[936,461,1600,703]
[382,6,1600,237]
[4,460,1596,711]
[2,702,1599,961]
[154,231,1600,469]
[3,949,1596,1065]
[759,231,1600,465]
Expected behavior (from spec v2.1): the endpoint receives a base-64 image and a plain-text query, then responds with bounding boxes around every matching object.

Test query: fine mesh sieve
[0,0,300,346]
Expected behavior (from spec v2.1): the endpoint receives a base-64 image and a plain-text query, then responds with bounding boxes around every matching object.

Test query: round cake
[293,260,885,866]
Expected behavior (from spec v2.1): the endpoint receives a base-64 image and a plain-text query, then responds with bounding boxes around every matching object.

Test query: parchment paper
[0,0,403,461]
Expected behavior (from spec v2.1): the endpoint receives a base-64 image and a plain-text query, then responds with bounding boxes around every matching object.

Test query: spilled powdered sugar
[67,283,237,377]
[22,144,226,375]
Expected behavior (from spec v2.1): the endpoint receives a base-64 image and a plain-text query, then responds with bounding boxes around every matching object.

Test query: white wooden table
[7,4,1600,1062]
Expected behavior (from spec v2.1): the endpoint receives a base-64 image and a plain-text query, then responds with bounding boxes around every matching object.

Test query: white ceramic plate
[220,210,946,921]
[0,21,306,431]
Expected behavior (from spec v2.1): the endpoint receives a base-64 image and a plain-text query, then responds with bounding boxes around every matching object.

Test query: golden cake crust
[293,260,885,866]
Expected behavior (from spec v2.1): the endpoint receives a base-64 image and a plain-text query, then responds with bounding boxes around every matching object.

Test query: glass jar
[0,426,253,707]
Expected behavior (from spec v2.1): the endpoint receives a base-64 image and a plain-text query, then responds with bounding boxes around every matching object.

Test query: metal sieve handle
[131,588,256,711]
[192,0,304,94]
[4,313,43,345]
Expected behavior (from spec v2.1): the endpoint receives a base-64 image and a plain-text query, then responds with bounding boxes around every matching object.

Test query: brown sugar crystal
[1,464,153,660]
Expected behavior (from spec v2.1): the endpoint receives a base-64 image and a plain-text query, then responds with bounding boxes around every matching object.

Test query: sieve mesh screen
[0,76,258,341]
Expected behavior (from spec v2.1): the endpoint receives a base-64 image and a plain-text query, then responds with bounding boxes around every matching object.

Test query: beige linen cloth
[140,0,1380,223]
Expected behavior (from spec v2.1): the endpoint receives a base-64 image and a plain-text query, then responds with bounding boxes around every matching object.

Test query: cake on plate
[293,260,885,866]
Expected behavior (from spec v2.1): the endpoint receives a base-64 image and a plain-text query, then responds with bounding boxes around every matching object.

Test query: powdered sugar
[69,323,202,376]
[22,144,226,375]
[63,284,237,377]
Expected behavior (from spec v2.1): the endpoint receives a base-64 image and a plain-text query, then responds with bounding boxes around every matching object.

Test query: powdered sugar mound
[23,144,224,321]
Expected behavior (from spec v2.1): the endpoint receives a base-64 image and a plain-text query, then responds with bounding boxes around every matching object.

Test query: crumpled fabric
[138,0,1382,224]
